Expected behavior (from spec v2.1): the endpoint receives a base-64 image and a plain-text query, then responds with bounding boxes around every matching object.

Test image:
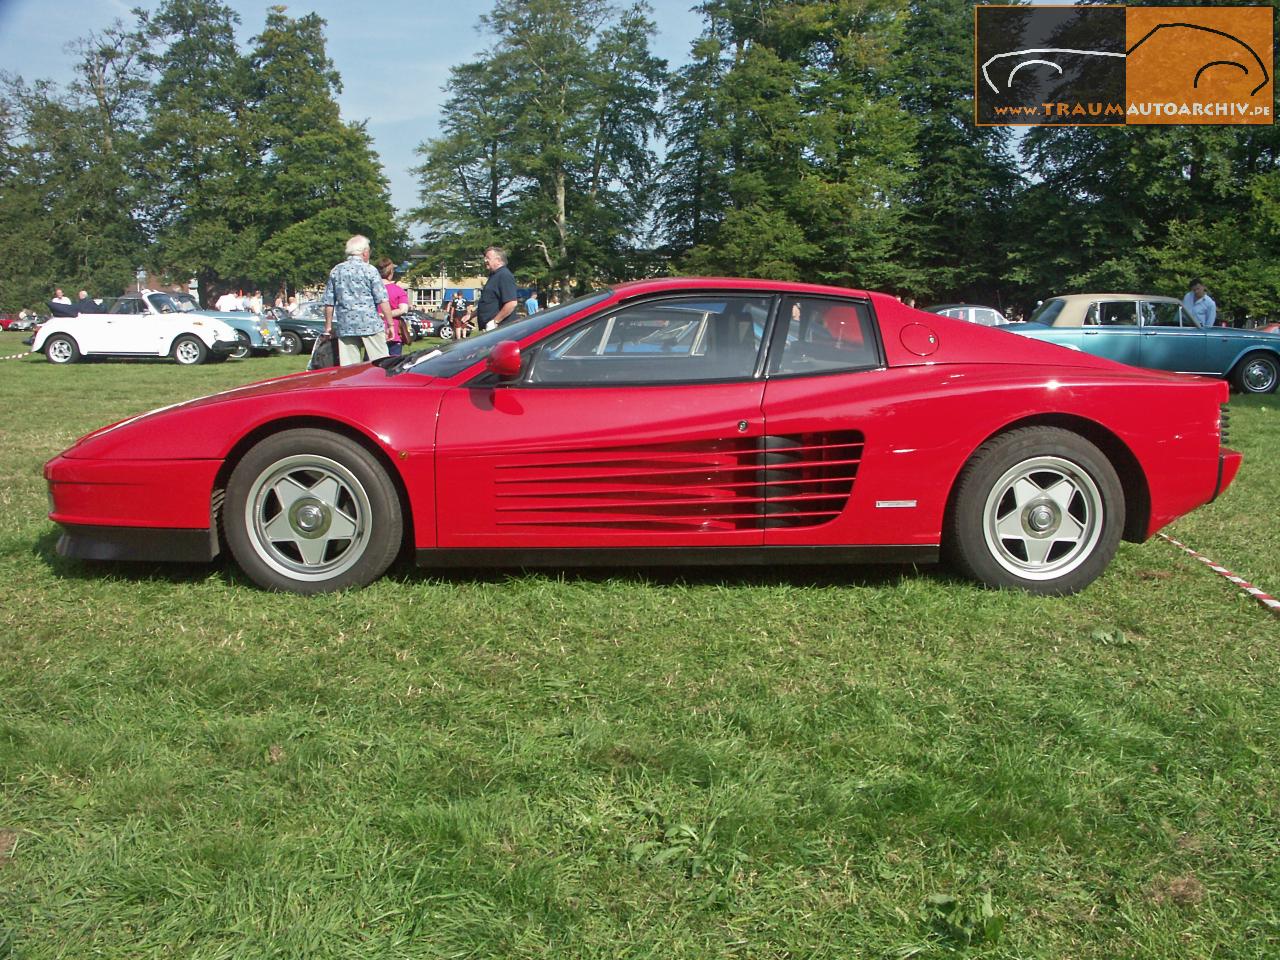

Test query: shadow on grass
[32,527,961,593]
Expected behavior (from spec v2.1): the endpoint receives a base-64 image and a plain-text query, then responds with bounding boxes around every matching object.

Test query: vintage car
[156,292,283,358]
[45,278,1239,596]
[270,302,327,355]
[1007,293,1280,393]
[33,294,240,365]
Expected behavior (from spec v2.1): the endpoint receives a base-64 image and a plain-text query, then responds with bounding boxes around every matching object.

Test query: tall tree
[138,0,260,300]
[669,0,918,287]
[0,21,148,309]
[413,0,665,291]
[893,0,1020,304]
[247,6,401,294]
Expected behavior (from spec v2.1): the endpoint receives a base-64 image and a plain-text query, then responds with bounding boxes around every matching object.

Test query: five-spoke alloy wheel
[946,427,1124,595]
[172,335,208,365]
[44,334,80,365]
[224,430,402,593]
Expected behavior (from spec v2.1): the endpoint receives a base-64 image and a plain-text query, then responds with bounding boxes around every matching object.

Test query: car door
[1079,299,1143,366]
[75,298,134,354]
[760,296,886,546]
[434,294,772,550]
[1139,300,1210,373]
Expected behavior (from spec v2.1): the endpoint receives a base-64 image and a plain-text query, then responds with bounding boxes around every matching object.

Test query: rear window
[1028,299,1065,325]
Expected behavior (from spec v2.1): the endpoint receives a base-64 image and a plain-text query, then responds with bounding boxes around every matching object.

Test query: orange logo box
[1126,6,1273,124]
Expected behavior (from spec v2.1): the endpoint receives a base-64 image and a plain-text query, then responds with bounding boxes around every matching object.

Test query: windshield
[395,291,612,378]
[150,292,198,314]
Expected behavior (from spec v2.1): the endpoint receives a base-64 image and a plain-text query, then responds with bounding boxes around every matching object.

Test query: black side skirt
[56,524,220,563]
[416,545,938,568]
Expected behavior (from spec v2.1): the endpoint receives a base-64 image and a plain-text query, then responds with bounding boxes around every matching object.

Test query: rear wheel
[230,331,252,360]
[172,335,208,365]
[279,330,303,355]
[946,427,1124,595]
[439,324,455,340]
[224,429,402,593]
[45,334,80,365]
[1232,352,1279,394]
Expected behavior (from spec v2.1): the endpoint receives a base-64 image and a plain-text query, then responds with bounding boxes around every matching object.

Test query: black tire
[172,335,209,366]
[1231,352,1279,394]
[224,429,402,593]
[280,330,303,355]
[945,427,1124,596]
[44,334,80,365]
[230,331,252,360]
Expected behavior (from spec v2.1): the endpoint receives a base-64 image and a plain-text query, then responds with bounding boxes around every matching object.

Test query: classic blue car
[1006,293,1280,394]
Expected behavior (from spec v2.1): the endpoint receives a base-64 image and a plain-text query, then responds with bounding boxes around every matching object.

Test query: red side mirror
[486,339,522,379]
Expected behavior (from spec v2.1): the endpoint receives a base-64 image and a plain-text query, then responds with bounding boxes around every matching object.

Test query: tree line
[0,0,399,312]
[417,0,1280,320]
[3,0,1277,321]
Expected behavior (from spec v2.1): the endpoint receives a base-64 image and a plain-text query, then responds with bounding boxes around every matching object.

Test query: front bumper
[210,338,239,357]
[56,523,219,562]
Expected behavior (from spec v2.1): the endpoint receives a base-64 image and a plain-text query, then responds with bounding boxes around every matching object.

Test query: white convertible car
[33,298,239,366]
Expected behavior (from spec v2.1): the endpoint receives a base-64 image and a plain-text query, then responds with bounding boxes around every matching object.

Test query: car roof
[1045,293,1182,305]
[611,277,872,299]
[927,303,1004,311]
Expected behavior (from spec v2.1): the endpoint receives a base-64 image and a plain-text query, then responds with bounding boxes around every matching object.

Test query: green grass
[1,330,1278,958]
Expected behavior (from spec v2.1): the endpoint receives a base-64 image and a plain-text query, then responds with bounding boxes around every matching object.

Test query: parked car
[9,314,41,332]
[1008,293,1280,393]
[32,296,239,365]
[271,302,327,355]
[404,309,453,339]
[152,291,282,358]
[45,279,1239,596]
[926,303,1009,326]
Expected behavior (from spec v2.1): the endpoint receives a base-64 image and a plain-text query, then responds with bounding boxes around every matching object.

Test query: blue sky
[0,0,705,220]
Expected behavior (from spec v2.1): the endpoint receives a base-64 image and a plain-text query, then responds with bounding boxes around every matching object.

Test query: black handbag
[307,334,338,370]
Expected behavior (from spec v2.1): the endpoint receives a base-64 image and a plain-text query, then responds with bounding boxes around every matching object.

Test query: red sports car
[45,278,1241,595]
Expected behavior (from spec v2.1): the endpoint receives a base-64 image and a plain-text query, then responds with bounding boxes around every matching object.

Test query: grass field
[1,330,1277,958]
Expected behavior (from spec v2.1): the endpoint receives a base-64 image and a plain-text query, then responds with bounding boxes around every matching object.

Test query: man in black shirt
[476,246,518,331]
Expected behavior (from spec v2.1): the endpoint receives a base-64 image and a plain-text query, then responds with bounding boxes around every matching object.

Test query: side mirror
[486,339,522,379]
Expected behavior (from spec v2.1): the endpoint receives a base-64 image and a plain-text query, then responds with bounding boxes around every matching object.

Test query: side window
[770,298,878,376]
[525,296,769,385]
[109,299,140,316]
[1096,301,1138,326]
[1144,301,1186,327]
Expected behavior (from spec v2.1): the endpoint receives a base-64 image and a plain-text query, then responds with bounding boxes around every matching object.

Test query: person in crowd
[525,287,539,315]
[446,292,469,339]
[545,291,561,309]
[215,289,240,312]
[377,257,410,357]
[248,290,264,314]
[322,234,393,365]
[286,294,300,314]
[477,245,518,331]
[1183,278,1217,328]
[52,288,70,305]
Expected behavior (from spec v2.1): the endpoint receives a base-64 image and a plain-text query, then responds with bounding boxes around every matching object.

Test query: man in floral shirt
[322,234,394,365]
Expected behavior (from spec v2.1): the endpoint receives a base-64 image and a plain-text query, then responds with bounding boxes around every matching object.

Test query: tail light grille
[1220,403,1231,446]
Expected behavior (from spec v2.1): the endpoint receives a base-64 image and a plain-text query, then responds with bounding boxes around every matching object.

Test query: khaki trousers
[337,333,389,365]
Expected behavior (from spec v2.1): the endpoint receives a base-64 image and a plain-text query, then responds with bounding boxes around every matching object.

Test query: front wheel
[230,331,252,360]
[279,330,303,355]
[945,427,1124,595]
[1232,352,1279,394]
[172,335,208,365]
[44,334,80,364]
[438,324,455,340]
[223,429,403,593]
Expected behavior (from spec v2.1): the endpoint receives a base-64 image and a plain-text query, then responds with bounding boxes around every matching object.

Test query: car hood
[60,363,430,460]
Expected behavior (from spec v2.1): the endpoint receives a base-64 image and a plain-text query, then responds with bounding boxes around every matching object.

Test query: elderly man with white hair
[322,234,394,365]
